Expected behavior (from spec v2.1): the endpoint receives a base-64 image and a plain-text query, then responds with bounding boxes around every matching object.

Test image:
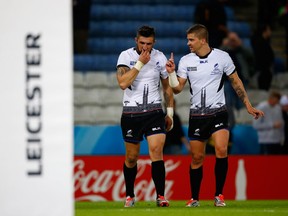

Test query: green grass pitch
[75,200,288,216]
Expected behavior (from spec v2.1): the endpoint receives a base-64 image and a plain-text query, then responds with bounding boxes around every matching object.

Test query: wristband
[134,60,144,71]
[168,71,179,88]
[166,107,174,118]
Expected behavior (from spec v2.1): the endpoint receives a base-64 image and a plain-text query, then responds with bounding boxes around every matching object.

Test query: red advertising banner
[74,155,288,201]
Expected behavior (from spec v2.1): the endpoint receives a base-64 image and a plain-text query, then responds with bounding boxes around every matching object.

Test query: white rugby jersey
[117,48,168,113]
[177,48,235,114]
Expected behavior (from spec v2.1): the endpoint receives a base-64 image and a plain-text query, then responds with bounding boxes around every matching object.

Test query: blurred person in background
[116,25,174,207]
[221,31,255,87]
[251,23,275,91]
[252,90,284,154]
[280,94,288,154]
[164,99,190,155]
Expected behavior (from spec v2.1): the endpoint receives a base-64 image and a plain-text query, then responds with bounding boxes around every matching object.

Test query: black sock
[215,157,228,196]
[151,160,165,198]
[190,166,203,200]
[123,163,137,197]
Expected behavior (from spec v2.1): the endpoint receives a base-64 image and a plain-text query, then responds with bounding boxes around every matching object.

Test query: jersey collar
[196,47,213,59]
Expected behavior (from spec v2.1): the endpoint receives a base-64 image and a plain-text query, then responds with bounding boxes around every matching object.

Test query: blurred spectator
[251,24,275,91]
[280,94,288,154]
[194,0,229,48]
[221,32,255,86]
[252,90,284,154]
[278,0,288,70]
[164,100,190,155]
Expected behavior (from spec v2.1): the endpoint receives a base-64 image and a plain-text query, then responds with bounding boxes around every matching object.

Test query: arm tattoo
[235,87,246,103]
[229,76,246,104]
[163,91,173,107]
[117,67,128,77]
[164,92,169,107]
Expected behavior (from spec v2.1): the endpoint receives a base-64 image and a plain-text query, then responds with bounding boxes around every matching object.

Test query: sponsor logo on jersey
[187,67,197,71]
[130,61,137,66]
[210,63,221,75]
[155,61,161,71]
[200,60,208,64]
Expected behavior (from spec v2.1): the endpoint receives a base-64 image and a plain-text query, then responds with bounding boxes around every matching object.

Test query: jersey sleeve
[116,51,131,68]
[160,53,169,79]
[176,57,188,79]
[223,52,236,76]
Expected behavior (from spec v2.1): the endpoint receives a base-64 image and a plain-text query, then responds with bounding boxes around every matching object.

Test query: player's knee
[215,145,228,157]
[126,154,138,166]
[149,145,162,155]
[191,153,205,166]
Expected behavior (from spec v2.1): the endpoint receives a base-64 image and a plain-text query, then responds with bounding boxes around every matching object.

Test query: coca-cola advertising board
[74,155,288,201]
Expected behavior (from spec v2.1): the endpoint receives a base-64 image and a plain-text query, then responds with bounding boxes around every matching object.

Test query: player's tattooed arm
[116,66,139,90]
[117,66,129,77]
[228,72,251,107]
[230,78,245,102]
[164,91,173,108]
[228,71,264,119]
[161,78,174,108]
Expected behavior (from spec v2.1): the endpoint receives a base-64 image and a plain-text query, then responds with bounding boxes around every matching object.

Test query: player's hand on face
[166,52,175,73]
[139,49,150,64]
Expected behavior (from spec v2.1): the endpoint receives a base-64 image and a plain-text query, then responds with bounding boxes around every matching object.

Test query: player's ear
[201,38,206,44]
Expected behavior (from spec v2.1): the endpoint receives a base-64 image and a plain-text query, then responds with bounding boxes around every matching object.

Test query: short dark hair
[186,24,209,42]
[137,25,156,38]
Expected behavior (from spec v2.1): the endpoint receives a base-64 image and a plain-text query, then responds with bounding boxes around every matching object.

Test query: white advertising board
[0,0,73,215]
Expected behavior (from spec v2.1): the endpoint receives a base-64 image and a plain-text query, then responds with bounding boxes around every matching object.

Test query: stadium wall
[74,125,260,155]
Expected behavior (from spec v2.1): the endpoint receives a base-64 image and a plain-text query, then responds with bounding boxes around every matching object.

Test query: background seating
[74,0,239,72]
